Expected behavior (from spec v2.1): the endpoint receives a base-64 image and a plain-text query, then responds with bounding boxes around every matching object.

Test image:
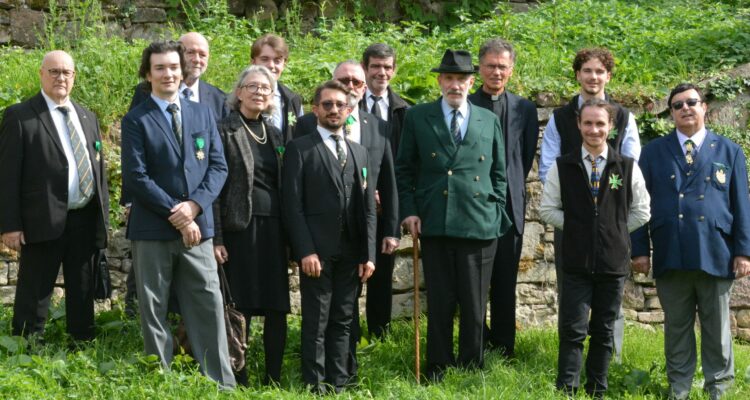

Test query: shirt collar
[317,125,342,140]
[179,79,200,96]
[150,93,181,112]
[440,97,469,118]
[676,127,707,149]
[581,145,609,163]
[41,89,72,111]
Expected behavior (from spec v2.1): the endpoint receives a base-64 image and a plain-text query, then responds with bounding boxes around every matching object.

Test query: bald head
[40,50,75,104]
[179,32,210,86]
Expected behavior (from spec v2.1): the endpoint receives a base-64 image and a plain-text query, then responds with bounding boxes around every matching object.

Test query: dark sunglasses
[671,99,702,110]
[319,101,349,111]
[337,77,365,88]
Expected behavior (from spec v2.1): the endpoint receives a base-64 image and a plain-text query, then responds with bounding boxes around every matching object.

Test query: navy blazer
[468,90,539,235]
[129,80,229,121]
[631,129,750,278]
[121,97,228,240]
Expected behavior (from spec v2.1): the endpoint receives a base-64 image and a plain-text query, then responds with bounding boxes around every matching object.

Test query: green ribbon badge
[609,173,623,190]
[95,140,101,152]
[362,167,367,179]
[345,115,356,126]
[608,128,618,140]
[276,146,285,156]
[194,137,205,150]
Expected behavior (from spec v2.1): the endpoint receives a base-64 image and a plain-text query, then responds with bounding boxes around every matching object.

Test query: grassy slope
[0,305,748,399]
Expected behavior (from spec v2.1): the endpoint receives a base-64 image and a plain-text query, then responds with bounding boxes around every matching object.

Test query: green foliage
[1,304,750,398]
[708,75,750,100]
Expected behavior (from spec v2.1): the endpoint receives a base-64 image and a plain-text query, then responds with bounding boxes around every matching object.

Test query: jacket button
[670,174,675,179]
[686,171,692,176]
[679,193,684,198]
[698,216,705,221]
[431,152,436,158]
[678,214,683,219]
[447,170,453,176]
[698,194,705,200]
[705,176,710,181]
[443,190,448,196]
[474,176,480,181]
[480,155,485,161]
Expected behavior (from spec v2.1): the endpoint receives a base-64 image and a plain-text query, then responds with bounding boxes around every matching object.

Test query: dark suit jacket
[358,87,410,156]
[631,129,750,279]
[278,82,304,144]
[282,132,376,264]
[121,97,228,240]
[212,111,284,245]
[468,90,539,235]
[396,99,511,240]
[0,92,109,248]
[129,80,229,121]
[294,111,398,238]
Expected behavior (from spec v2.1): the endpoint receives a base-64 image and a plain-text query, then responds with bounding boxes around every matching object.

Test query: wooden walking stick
[412,232,421,384]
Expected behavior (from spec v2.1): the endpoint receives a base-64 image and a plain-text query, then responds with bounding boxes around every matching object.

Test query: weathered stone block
[125,22,170,42]
[110,270,127,289]
[637,311,664,324]
[121,258,132,273]
[0,25,9,44]
[8,261,18,284]
[51,287,64,303]
[391,253,424,292]
[94,299,111,313]
[0,286,15,305]
[131,8,166,23]
[622,278,644,310]
[516,304,557,327]
[736,309,750,329]
[730,278,750,308]
[290,291,301,315]
[26,0,50,11]
[245,0,278,19]
[0,261,7,285]
[10,8,45,48]
[0,0,13,11]
[133,0,168,7]
[0,8,10,24]
[524,181,543,221]
[520,221,545,260]
[517,260,556,284]
[227,0,245,15]
[108,257,122,269]
[391,290,426,319]
[645,296,661,310]
[108,228,130,258]
[642,287,658,297]
[632,271,654,284]
[736,328,750,342]
[516,283,555,305]
[535,93,558,108]
[623,308,638,321]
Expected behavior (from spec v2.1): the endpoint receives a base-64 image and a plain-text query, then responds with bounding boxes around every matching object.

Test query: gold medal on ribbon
[196,150,205,160]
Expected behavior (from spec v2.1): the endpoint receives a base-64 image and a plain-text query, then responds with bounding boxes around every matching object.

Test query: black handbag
[92,249,112,300]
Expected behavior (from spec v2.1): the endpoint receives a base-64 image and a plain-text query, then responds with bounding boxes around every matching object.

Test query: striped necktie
[588,155,600,204]
[332,134,346,168]
[57,106,94,202]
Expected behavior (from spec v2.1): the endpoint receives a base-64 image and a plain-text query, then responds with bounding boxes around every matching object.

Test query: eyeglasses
[671,99,702,110]
[337,77,365,89]
[319,101,349,111]
[48,69,75,79]
[241,83,273,95]
[480,63,512,73]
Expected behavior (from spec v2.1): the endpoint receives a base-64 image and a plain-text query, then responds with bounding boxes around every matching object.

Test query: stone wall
[0,0,542,47]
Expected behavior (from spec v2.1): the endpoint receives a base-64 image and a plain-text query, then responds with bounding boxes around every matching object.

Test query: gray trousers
[132,239,235,389]
[554,229,624,361]
[656,270,734,400]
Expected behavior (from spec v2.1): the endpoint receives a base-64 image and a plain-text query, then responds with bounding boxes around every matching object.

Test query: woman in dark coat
[214,65,289,385]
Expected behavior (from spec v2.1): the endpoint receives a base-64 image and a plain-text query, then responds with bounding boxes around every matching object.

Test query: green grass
[1,303,749,399]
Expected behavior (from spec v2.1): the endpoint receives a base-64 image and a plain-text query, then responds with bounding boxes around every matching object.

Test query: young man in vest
[540,99,650,397]
[539,48,641,361]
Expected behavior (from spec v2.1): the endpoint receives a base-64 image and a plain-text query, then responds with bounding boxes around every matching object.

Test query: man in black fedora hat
[396,49,510,381]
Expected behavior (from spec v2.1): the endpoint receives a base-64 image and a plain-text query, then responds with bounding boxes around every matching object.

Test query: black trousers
[421,236,497,374]
[485,228,523,355]
[366,218,396,338]
[300,248,360,388]
[12,203,98,340]
[557,272,625,395]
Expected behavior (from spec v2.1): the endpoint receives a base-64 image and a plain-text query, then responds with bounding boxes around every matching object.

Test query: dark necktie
[332,134,346,168]
[589,155,600,204]
[166,103,182,145]
[370,95,382,119]
[685,139,695,165]
[451,109,461,144]
[182,87,193,101]
[57,106,94,202]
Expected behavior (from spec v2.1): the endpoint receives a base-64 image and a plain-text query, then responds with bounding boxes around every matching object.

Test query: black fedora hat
[431,49,478,74]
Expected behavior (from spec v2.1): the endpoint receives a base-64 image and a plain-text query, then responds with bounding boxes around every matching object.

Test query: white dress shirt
[179,80,200,102]
[318,126,347,158]
[364,88,390,121]
[41,90,92,209]
[345,108,362,145]
[676,127,707,153]
[539,146,651,233]
[440,98,469,141]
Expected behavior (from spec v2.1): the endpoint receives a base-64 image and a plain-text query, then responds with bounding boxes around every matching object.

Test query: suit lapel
[666,132,688,171]
[691,130,717,175]
[31,94,65,155]
[145,97,182,159]
[359,112,373,148]
[313,133,344,193]
[71,101,101,181]
[460,103,481,151]
[505,94,520,157]
[426,100,457,154]
[349,142,366,191]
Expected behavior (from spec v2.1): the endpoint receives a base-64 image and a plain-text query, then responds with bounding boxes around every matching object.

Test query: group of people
[1,30,749,399]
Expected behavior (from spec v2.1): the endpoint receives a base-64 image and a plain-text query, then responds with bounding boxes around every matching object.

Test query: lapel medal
[609,173,623,190]
[716,168,726,184]
[362,167,368,190]
[95,140,101,162]
[195,137,206,160]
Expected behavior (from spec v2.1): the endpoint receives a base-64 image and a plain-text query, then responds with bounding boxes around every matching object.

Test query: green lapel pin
[609,173,623,190]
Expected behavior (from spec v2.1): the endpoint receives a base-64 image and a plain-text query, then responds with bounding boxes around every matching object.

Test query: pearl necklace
[240,115,267,144]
